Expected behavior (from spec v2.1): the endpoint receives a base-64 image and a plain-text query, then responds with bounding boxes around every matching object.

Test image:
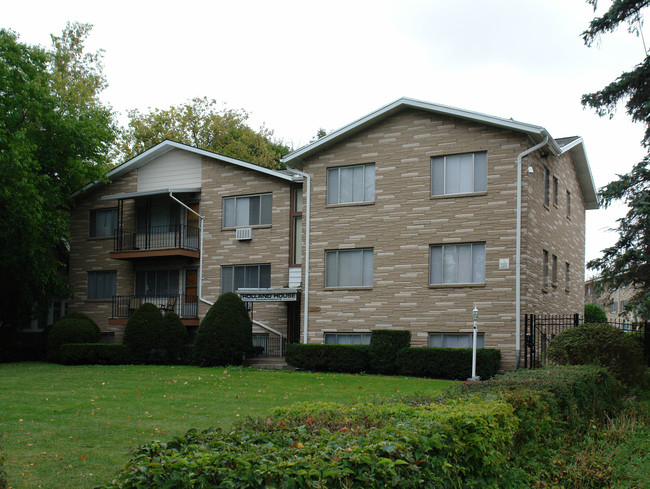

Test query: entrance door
[183,269,198,317]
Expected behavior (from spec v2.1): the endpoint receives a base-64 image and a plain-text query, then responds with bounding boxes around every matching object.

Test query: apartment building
[68,98,598,369]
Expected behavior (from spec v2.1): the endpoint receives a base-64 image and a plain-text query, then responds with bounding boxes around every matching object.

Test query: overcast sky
[4,0,649,272]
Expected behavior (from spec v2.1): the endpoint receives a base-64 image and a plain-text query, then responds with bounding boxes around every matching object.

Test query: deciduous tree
[584,1,650,317]
[0,23,117,330]
[117,97,290,169]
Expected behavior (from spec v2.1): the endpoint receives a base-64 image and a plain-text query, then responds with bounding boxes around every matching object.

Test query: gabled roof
[73,140,300,197]
[281,97,599,209]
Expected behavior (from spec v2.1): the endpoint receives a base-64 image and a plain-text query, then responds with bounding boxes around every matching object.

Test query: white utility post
[471,305,479,381]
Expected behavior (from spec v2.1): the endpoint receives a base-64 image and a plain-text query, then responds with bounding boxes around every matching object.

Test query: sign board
[237,288,299,302]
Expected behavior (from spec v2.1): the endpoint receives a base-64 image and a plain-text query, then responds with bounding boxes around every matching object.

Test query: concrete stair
[245,357,291,370]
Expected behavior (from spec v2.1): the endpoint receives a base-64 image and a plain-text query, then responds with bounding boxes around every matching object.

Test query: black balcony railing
[112,294,198,318]
[113,225,200,252]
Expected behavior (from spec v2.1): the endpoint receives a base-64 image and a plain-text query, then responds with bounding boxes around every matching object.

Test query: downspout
[514,137,548,370]
[286,168,311,344]
[168,190,212,307]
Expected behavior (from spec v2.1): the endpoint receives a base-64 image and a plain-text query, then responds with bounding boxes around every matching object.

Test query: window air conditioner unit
[236,227,253,241]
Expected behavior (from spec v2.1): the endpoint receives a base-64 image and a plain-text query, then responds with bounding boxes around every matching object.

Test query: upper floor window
[553,176,559,206]
[221,264,271,293]
[223,193,272,228]
[552,254,558,286]
[431,151,487,196]
[429,242,486,285]
[325,248,374,287]
[135,270,179,296]
[327,163,375,205]
[87,271,116,300]
[566,190,571,218]
[542,250,549,288]
[543,167,550,207]
[89,208,118,237]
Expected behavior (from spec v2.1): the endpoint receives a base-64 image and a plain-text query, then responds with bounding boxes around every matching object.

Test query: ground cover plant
[0,363,451,489]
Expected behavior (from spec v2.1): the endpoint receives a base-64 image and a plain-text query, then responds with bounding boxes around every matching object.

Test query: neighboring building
[585,277,639,324]
[68,98,598,369]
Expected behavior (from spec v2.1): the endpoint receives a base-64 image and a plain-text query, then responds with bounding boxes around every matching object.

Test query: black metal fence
[524,314,649,368]
[114,225,199,252]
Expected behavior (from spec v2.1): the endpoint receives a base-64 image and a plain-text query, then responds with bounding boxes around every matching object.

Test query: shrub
[193,292,252,367]
[46,313,101,363]
[122,303,163,364]
[397,347,501,380]
[547,323,647,386]
[158,312,188,364]
[584,303,608,323]
[369,330,411,374]
[102,398,519,489]
[286,343,370,373]
[58,343,130,365]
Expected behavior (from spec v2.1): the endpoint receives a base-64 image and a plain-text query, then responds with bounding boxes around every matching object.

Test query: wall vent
[235,227,253,241]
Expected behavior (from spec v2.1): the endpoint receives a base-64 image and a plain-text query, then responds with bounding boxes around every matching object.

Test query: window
[542,250,549,288]
[566,190,571,218]
[137,203,180,233]
[325,249,374,287]
[621,300,627,311]
[324,333,371,345]
[553,176,559,206]
[87,271,116,300]
[327,163,375,205]
[135,270,179,296]
[429,243,485,285]
[223,193,272,227]
[89,208,118,237]
[611,302,617,313]
[565,262,570,291]
[552,255,558,286]
[428,333,485,348]
[291,188,303,265]
[431,151,487,196]
[543,167,550,207]
[221,264,271,293]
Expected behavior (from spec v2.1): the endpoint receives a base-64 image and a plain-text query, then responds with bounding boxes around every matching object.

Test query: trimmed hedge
[369,330,411,374]
[584,303,607,323]
[286,343,370,373]
[58,343,130,365]
[397,347,501,380]
[101,398,519,489]
[123,303,164,364]
[46,313,101,363]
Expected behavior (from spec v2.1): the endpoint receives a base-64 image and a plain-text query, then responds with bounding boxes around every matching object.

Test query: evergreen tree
[584,1,650,317]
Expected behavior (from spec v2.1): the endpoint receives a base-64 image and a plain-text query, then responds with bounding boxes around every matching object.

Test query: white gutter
[286,168,311,344]
[168,191,213,307]
[514,136,548,370]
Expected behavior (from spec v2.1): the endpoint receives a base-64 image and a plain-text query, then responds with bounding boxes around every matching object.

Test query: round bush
[123,303,163,364]
[584,303,607,323]
[46,312,101,363]
[547,323,647,386]
[193,292,252,367]
[159,312,188,364]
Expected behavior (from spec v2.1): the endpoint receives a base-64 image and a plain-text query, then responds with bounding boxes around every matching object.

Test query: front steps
[245,357,292,370]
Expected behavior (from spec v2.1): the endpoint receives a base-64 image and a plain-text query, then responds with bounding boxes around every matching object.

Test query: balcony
[111,294,198,319]
[110,225,200,260]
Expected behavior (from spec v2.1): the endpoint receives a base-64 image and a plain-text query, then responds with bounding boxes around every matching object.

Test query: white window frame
[325,249,374,288]
[327,163,375,205]
[431,151,487,196]
[429,242,486,285]
[428,332,485,348]
[221,264,271,294]
[223,193,272,228]
[89,208,118,238]
[87,271,116,300]
[324,333,371,345]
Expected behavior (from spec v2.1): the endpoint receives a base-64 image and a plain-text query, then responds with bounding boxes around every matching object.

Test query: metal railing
[112,294,198,318]
[251,334,286,358]
[113,225,199,252]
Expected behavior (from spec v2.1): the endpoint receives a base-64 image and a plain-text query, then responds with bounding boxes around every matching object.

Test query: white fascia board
[559,137,599,210]
[282,97,561,165]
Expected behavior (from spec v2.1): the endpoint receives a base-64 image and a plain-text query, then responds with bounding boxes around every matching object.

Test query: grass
[0,362,453,489]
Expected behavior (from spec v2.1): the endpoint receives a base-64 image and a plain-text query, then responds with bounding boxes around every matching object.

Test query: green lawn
[0,363,453,489]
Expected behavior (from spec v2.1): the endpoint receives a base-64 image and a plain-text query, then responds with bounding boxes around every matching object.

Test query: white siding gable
[137,149,202,192]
